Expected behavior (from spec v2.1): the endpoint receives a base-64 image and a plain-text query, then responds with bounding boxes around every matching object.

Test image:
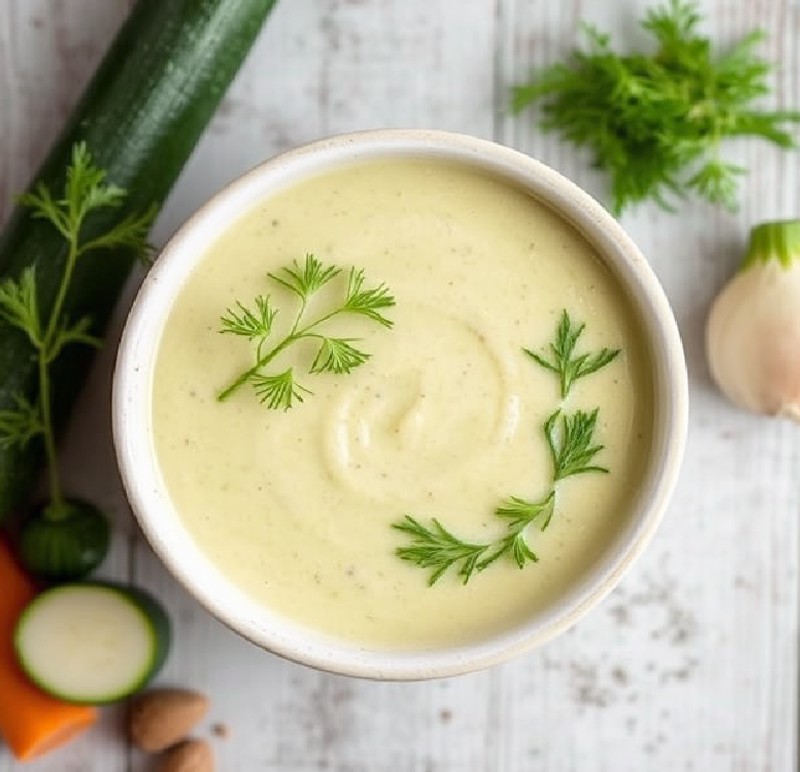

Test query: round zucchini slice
[14,582,170,704]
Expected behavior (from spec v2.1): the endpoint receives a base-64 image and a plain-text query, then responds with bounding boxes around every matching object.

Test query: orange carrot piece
[0,538,97,761]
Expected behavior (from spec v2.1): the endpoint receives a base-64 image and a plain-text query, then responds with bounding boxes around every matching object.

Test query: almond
[129,688,210,752]
[158,739,214,772]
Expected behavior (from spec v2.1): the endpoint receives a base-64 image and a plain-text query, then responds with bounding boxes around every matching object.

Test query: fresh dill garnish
[251,369,312,411]
[392,310,618,586]
[393,516,491,586]
[217,253,394,409]
[0,142,154,515]
[524,310,619,398]
[309,337,371,374]
[545,408,608,480]
[219,296,276,339]
[476,493,555,571]
[341,268,396,328]
[511,0,800,214]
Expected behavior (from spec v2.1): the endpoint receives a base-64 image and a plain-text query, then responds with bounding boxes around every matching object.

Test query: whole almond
[159,739,214,772]
[130,688,210,752]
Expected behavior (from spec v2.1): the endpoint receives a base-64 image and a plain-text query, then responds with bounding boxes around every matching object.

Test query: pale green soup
[152,159,653,649]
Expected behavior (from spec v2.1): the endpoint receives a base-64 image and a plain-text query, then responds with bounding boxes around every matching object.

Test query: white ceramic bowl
[113,129,688,680]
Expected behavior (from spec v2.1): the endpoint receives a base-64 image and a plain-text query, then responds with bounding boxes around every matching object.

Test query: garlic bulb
[706,220,800,420]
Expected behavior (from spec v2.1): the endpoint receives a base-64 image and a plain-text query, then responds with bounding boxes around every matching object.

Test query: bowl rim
[112,128,688,680]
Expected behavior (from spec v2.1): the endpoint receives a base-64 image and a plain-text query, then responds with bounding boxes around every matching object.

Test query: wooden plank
[0,0,132,224]
[0,3,134,771]
[501,1,800,769]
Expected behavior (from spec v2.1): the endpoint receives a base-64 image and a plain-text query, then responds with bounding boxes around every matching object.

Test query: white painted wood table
[1,1,799,770]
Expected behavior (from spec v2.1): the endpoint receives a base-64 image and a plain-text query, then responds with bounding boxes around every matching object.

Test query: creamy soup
[152,159,653,649]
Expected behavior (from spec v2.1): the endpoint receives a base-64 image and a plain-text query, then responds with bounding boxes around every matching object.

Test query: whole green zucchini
[0,0,279,521]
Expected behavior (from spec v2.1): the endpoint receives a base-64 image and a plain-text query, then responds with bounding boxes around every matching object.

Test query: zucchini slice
[14,583,170,705]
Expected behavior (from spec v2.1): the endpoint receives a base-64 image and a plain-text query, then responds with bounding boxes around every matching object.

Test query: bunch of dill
[512,0,800,215]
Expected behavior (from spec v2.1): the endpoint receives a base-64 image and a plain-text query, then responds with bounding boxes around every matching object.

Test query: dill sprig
[524,310,619,398]
[511,0,800,214]
[217,254,394,409]
[0,142,154,514]
[393,517,491,586]
[545,409,608,480]
[392,311,618,586]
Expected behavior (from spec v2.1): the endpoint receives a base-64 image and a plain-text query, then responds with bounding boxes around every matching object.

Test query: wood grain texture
[1,1,798,770]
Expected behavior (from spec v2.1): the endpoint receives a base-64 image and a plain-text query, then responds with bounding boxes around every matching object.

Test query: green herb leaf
[220,296,277,339]
[0,393,43,450]
[78,206,157,261]
[65,142,125,226]
[545,408,608,481]
[479,531,539,571]
[524,310,619,398]
[267,254,341,301]
[512,0,800,214]
[18,184,71,239]
[477,493,556,570]
[392,516,490,586]
[18,142,154,260]
[686,160,744,208]
[309,337,370,374]
[342,268,396,328]
[46,316,102,363]
[494,493,556,532]
[0,267,42,348]
[251,368,312,411]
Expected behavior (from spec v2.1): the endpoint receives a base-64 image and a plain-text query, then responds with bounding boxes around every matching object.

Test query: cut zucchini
[13,582,170,705]
[18,499,110,582]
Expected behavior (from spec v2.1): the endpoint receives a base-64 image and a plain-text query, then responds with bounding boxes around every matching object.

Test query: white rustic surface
[1,1,799,770]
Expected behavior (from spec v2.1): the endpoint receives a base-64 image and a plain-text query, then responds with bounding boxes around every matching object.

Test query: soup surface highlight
[152,158,653,649]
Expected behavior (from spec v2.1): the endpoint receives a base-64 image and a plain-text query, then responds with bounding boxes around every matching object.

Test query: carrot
[0,539,96,760]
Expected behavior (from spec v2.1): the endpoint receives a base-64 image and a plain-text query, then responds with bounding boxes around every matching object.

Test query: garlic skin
[706,220,800,420]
